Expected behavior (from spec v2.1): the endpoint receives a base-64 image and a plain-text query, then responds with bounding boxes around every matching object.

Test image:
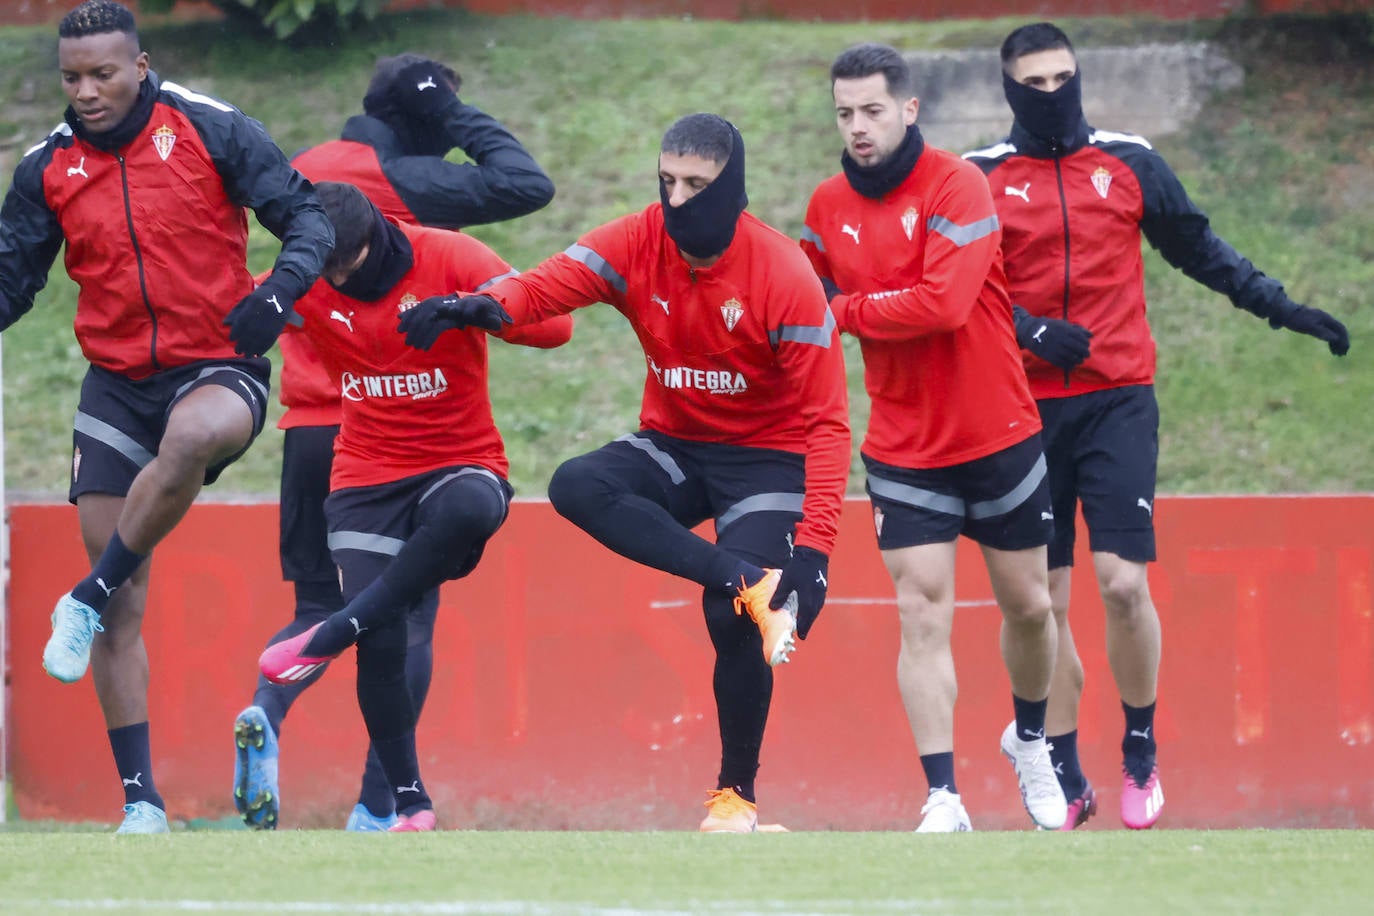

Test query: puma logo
[1032,324,1047,342]
[815,570,827,588]
[416,77,437,91]
[651,295,670,315]
[95,577,115,597]
[397,780,421,794]
[329,309,354,332]
[1130,727,1152,740]
[267,295,283,315]
[1137,497,1153,517]
[1005,182,1030,202]
[841,224,861,244]
[349,617,366,637]
[67,157,88,179]
[122,772,143,787]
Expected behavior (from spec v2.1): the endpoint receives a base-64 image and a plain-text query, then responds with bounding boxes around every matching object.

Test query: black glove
[397,293,512,350]
[394,60,459,119]
[1273,305,1349,356]
[1012,305,1093,371]
[223,276,295,357]
[772,545,829,640]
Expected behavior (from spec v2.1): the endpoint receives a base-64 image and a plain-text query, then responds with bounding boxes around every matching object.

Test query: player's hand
[223,276,295,357]
[1012,305,1093,371]
[772,545,829,640]
[397,293,512,350]
[394,59,459,118]
[1274,305,1349,356]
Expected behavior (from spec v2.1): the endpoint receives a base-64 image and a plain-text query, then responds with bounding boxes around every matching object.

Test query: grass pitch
[1,829,1371,914]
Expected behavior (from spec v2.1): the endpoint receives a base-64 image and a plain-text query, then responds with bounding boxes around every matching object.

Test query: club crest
[151,124,176,161]
[397,292,419,314]
[901,206,919,241]
[721,297,743,332]
[1091,166,1112,199]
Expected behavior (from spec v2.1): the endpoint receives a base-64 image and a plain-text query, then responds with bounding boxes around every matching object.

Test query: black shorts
[279,424,339,585]
[1037,384,1159,569]
[862,433,1053,551]
[69,359,270,503]
[324,464,513,600]
[594,430,806,568]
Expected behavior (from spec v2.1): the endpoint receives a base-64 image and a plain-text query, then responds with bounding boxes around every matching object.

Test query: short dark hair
[830,43,914,99]
[58,0,137,41]
[660,113,735,165]
[367,53,460,99]
[315,182,376,275]
[1000,22,1076,69]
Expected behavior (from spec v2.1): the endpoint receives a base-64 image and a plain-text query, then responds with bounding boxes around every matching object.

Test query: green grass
[0,829,1372,913]
[1,12,1370,497]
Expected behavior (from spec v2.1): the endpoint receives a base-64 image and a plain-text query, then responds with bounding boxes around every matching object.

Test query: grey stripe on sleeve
[927,214,1000,248]
[799,225,826,252]
[772,308,836,349]
[564,244,627,294]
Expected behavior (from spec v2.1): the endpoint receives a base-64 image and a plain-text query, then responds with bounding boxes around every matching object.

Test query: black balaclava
[362,82,451,157]
[660,122,749,261]
[329,204,414,302]
[1003,67,1086,151]
[66,70,157,152]
[841,122,925,200]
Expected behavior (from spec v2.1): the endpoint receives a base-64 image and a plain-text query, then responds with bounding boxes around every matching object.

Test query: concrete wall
[913,42,1245,152]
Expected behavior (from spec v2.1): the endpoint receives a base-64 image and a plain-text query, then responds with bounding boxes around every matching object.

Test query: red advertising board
[7,495,1373,830]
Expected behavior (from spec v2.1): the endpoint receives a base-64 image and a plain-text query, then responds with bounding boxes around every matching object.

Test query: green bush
[142,0,389,40]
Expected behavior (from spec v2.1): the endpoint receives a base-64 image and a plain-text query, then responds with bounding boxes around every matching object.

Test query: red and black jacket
[966,121,1300,399]
[0,71,331,380]
[280,101,556,428]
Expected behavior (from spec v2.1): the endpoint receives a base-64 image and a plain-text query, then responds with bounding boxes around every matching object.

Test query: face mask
[1003,68,1084,147]
[660,123,749,261]
[841,123,925,200]
[328,206,414,302]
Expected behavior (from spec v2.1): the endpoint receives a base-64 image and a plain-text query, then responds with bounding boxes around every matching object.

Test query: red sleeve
[835,165,1001,341]
[486,217,632,324]
[495,313,574,349]
[770,247,850,555]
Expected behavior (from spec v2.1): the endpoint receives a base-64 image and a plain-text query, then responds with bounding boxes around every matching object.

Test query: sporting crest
[396,292,419,314]
[1091,166,1112,200]
[901,206,919,241]
[151,124,176,161]
[721,297,743,332]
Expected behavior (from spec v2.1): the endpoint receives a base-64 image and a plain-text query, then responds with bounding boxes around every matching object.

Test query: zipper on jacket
[119,152,161,372]
[1053,156,1071,389]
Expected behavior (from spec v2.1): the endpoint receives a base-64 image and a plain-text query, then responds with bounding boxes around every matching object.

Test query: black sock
[710,593,769,803]
[108,722,164,810]
[1048,730,1087,798]
[305,575,404,658]
[717,559,767,595]
[920,752,957,795]
[371,732,431,816]
[357,612,436,817]
[720,783,756,804]
[1122,700,1158,766]
[1012,695,1049,742]
[72,531,145,614]
[252,605,333,733]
